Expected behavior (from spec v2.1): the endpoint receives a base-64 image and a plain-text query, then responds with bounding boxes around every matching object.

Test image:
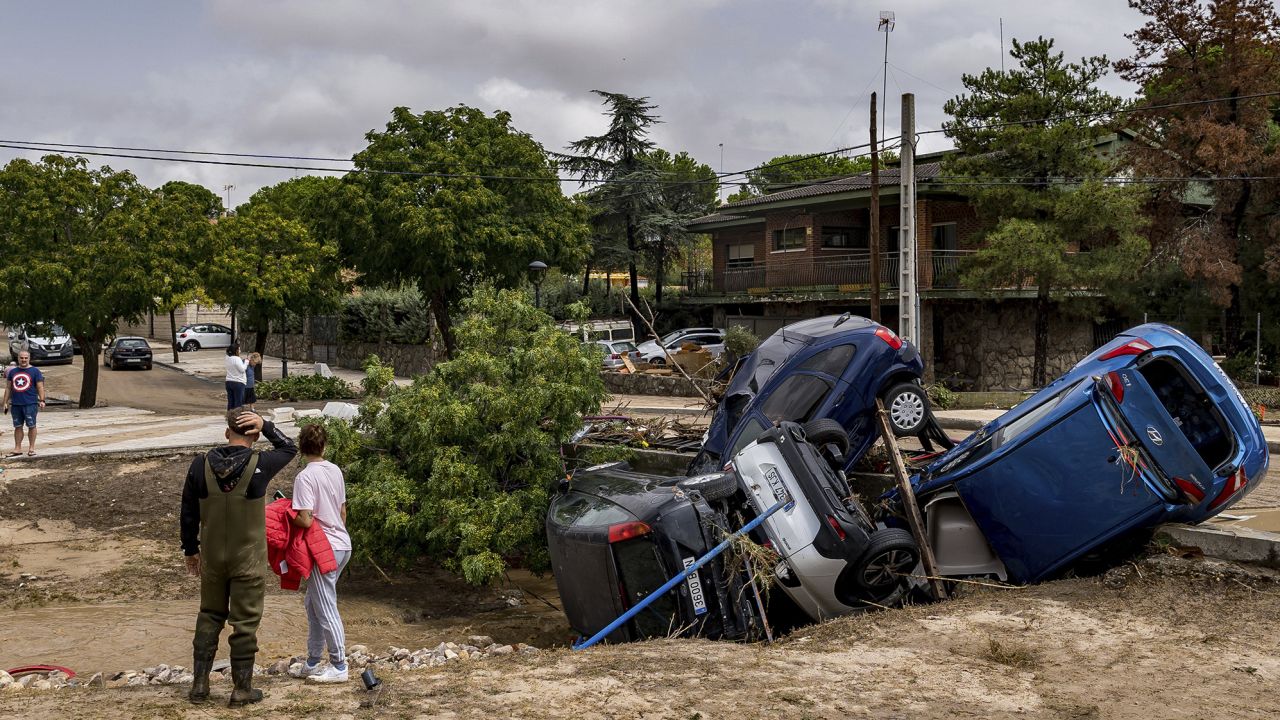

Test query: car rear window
[798,344,855,375]
[613,538,680,638]
[760,374,834,425]
[119,339,149,348]
[551,492,634,528]
[1138,357,1233,469]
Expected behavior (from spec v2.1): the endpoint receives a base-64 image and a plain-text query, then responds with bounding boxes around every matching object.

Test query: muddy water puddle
[0,570,569,674]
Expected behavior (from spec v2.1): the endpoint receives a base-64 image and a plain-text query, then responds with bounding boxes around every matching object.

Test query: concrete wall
[117,303,234,341]
[337,342,439,378]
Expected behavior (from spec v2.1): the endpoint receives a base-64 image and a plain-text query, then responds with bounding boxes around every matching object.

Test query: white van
[559,319,635,344]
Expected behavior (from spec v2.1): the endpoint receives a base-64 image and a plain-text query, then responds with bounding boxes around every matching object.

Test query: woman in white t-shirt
[224,342,249,410]
[288,423,353,684]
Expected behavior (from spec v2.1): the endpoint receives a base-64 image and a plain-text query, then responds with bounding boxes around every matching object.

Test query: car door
[209,324,232,348]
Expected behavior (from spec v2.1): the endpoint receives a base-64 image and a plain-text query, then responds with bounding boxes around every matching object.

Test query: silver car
[174,323,233,352]
[637,328,726,365]
[595,340,641,369]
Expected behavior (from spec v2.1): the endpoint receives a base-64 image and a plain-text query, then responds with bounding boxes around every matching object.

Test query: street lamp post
[528,260,548,309]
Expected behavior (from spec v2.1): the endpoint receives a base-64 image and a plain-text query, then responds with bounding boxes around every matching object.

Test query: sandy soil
[2,458,1279,718]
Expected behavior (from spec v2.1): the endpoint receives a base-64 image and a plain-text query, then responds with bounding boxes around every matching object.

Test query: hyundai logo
[1147,427,1163,446]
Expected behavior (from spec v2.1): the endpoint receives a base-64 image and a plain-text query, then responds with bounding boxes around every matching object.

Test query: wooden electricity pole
[869,92,881,323]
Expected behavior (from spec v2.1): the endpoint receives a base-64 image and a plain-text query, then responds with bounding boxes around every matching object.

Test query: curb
[1158,523,1280,566]
[933,416,987,432]
[150,357,219,385]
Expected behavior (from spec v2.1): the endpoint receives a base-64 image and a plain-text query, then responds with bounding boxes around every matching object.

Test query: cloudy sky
[0,0,1148,204]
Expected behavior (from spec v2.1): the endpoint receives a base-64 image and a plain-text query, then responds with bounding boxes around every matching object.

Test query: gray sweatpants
[304,549,350,665]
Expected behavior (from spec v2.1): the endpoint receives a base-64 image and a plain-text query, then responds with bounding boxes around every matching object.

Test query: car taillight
[1173,477,1205,504]
[874,326,903,350]
[1209,468,1248,510]
[607,521,651,543]
[1100,338,1153,361]
[610,353,620,359]
[178,333,187,338]
[1106,371,1125,403]
[825,514,847,541]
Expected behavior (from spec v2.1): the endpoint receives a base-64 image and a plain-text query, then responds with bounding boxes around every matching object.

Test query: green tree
[558,91,661,335]
[154,181,221,363]
[725,150,899,204]
[205,209,339,357]
[1116,0,1280,349]
[335,105,589,356]
[333,287,606,584]
[638,149,718,305]
[0,156,211,406]
[944,37,1148,386]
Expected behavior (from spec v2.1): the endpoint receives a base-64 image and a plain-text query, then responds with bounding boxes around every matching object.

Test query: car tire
[882,383,930,437]
[648,356,665,366]
[103,355,110,368]
[182,340,199,352]
[853,528,920,594]
[677,472,739,501]
[144,362,152,371]
[107,357,115,370]
[801,418,850,456]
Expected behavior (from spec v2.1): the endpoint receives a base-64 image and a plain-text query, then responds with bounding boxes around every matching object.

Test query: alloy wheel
[860,548,916,588]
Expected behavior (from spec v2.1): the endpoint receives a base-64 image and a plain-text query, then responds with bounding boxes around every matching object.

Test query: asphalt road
[27,352,225,415]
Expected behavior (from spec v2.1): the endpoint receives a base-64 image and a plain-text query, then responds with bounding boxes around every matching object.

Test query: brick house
[684,151,1116,391]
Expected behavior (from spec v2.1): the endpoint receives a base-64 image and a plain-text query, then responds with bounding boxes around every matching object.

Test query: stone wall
[239,331,312,360]
[600,370,713,398]
[338,342,439,378]
[934,300,1095,391]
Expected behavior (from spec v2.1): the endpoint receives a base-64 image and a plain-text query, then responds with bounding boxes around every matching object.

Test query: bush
[340,285,431,344]
[723,325,759,361]
[1220,353,1260,384]
[340,287,607,585]
[256,374,358,401]
[927,383,959,410]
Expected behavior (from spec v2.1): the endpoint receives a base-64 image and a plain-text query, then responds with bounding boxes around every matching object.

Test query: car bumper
[27,347,74,364]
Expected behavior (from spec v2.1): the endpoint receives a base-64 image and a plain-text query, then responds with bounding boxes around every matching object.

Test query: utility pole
[869,92,882,323]
[898,93,919,348]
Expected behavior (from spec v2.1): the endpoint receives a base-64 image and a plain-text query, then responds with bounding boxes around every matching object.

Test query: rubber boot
[188,636,218,704]
[227,659,263,708]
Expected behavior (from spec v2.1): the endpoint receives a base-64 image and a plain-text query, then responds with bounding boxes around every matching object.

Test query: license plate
[764,467,794,510]
[126,358,141,363]
[682,556,707,615]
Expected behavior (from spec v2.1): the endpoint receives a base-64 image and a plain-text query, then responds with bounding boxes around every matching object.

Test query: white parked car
[636,327,726,365]
[174,323,233,352]
[8,323,74,365]
[594,340,642,370]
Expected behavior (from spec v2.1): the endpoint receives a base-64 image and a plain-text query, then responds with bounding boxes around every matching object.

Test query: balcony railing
[686,250,983,296]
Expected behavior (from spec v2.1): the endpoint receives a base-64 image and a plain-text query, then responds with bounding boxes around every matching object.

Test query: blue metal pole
[572,497,789,651]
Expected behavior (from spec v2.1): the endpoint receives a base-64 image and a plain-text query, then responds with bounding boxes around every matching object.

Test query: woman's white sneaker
[289,661,322,679]
[307,664,349,683]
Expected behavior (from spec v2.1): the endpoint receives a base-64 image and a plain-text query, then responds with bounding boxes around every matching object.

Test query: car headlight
[27,342,43,350]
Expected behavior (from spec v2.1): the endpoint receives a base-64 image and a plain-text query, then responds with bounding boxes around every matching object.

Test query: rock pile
[0,637,539,693]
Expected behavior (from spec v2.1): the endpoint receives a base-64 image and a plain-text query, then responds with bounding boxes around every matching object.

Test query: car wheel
[182,340,199,352]
[801,418,850,455]
[677,472,739,501]
[103,355,110,368]
[648,356,665,366]
[853,528,920,594]
[144,362,152,370]
[883,383,930,436]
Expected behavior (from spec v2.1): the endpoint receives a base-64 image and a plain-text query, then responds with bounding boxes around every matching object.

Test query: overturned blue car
[881,323,1269,586]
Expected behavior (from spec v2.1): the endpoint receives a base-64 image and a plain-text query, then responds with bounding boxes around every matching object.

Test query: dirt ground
[2,456,1280,718]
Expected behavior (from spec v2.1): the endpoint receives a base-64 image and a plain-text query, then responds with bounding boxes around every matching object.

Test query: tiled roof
[687,212,749,225]
[721,162,942,209]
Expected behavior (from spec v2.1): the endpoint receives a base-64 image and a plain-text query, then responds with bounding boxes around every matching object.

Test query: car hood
[635,339,662,355]
[26,335,70,344]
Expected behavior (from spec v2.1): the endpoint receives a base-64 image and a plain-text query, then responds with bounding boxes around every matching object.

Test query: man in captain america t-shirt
[3,350,45,456]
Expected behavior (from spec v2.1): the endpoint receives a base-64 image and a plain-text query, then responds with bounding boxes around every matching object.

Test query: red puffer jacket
[265,497,337,590]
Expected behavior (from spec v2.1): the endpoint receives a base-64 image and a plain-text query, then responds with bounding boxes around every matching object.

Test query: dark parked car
[547,461,762,643]
[104,336,153,370]
[880,323,1270,585]
[692,314,930,475]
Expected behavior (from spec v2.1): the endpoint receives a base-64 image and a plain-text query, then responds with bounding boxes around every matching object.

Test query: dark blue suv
[691,314,928,475]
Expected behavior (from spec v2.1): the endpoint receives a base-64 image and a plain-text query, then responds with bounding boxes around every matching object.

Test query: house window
[821,226,868,249]
[726,243,755,269]
[933,223,958,251]
[886,226,900,254]
[772,227,806,251]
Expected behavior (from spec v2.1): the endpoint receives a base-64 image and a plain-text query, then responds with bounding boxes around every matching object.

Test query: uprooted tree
[316,288,607,585]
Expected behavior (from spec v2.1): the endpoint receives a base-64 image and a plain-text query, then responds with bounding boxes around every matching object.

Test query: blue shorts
[11,403,37,428]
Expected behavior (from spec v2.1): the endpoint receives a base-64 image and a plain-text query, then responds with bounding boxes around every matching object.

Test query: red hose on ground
[6,665,76,678]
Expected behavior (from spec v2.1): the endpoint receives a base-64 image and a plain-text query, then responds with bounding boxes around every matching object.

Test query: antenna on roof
[1000,17,1005,73]
[878,11,895,140]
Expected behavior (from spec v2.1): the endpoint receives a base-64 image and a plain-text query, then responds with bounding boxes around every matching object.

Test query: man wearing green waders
[180,407,297,706]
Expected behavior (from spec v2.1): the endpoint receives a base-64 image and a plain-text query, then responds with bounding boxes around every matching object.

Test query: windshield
[736,331,811,395]
[659,330,683,346]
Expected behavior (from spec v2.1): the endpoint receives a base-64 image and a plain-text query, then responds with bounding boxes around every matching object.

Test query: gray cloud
[1,0,1147,201]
